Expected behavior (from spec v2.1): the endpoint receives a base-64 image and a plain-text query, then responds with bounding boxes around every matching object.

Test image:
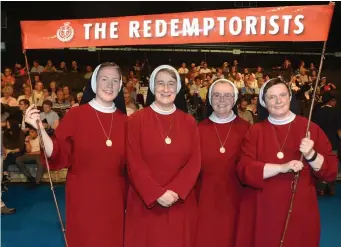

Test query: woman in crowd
[2,118,25,183]
[125,65,200,247]
[235,78,338,247]
[195,79,250,247]
[24,62,127,247]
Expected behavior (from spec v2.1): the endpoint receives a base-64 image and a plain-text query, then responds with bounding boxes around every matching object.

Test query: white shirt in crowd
[178,67,189,74]
[29,137,40,153]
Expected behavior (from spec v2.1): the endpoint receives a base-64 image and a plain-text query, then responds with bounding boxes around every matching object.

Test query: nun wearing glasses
[195,79,250,247]
[125,65,201,247]
[25,62,127,247]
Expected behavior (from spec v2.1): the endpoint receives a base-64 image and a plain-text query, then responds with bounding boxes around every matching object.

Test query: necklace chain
[94,110,114,141]
[155,112,174,139]
[272,121,292,152]
[213,121,233,148]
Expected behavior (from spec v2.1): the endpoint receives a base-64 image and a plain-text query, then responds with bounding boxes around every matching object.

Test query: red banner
[20,4,334,50]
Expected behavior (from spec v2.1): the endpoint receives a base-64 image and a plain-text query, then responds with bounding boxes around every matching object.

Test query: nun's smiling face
[154,70,177,109]
[211,82,235,118]
[265,83,291,119]
[96,66,121,106]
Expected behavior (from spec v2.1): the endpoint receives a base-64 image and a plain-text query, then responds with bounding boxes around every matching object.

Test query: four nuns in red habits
[196,79,250,247]
[235,78,338,247]
[25,63,127,247]
[26,63,338,247]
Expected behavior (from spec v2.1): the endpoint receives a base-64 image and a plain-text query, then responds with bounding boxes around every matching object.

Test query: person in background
[1,68,15,87]
[40,100,59,130]
[30,60,44,73]
[238,97,254,124]
[312,92,341,195]
[84,65,93,80]
[57,61,67,73]
[43,60,57,73]
[2,118,26,184]
[18,99,30,134]
[17,86,33,105]
[1,86,18,106]
[15,127,43,184]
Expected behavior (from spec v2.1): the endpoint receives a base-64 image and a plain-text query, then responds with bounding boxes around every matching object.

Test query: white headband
[149,65,181,94]
[91,63,123,93]
[208,79,239,105]
[259,78,292,108]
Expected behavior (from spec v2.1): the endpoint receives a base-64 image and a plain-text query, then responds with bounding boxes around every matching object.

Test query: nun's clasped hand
[157,190,179,207]
[299,131,315,159]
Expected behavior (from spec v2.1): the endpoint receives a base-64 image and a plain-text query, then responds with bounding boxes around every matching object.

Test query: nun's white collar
[150,102,176,115]
[268,111,296,125]
[89,99,116,113]
[209,111,236,124]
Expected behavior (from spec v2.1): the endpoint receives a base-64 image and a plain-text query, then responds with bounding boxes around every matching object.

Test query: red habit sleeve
[166,115,201,200]
[310,124,338,182]
[41,107,78,170]
[237,125,265,189]
[126,112,166,208]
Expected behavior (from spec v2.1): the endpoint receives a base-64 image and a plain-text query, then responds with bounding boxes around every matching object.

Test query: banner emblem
[56,22,74,42]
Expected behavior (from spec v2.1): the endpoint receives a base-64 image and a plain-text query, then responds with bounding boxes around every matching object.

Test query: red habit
[196,117,250,247]
[236,115,338,247]
[44,104,127,247]
[125,107,201,247]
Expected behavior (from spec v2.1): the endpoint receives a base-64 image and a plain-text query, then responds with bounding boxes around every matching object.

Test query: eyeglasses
[211,93,234,101]
[155,81,177,90]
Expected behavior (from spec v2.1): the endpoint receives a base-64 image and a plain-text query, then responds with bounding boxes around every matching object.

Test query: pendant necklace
[272,121,292,159]
[95,110,114,147]
[155,113,174,145]
[213,121,233,154]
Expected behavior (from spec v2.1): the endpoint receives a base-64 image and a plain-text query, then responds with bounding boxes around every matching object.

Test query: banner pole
[23,50,69,247]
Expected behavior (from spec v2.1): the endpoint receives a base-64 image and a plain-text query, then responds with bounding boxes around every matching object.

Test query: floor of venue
[1,183,340,247]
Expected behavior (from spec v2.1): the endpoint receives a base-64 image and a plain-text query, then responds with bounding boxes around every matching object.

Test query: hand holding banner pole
[23,50,68,247]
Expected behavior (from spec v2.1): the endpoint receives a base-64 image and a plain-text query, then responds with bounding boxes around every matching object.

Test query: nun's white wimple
[149,65,181,95]
[259,78,292,108]
[91,63,123,93]
[208,79,239,105]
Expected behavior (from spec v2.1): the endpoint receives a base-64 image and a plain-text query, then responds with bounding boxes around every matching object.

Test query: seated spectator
[71,92,83,108]
[14,63,26,77]
[63,86,74,103]
[237,97,254,124]
[1,68,15,87]
[246,94,259,116]
[71,61,80,72]
[1,86,18,106]
[43,60,57,73]
[17,86,33,105]
[15,127,44,184]
[190,76,202,96]
[18,99,30,134]
[199,80,209,103]
[57,61,67,73]
[53,89,71,110]
[30,60,44,73]
[178,62,189,75]
[49,81,57,100]
[241,79,256,95]
[2,118,26,183]
[33,81,44,106]
[84,65,93,80]
[123,87,138,116]
[40,100,59,130]
[320,77,336,94]
[234,73,245,91]
[255,66,263,81]
[1,105,10,128]
[42,89,55,102]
